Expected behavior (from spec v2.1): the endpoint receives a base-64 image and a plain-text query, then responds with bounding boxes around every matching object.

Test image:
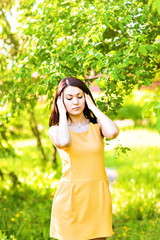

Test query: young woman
[48,77,119,240]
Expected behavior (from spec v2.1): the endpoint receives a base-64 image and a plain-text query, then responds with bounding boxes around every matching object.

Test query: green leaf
[152,0,158,11]
[95,78,107,89]
[96,61,104,71]
[97,32,103,41]
[119,23,124,31]
[144,79,151,87]
[145,45,153,51]
[135,70,141,76]
[142,101,156,118]
[139,46,147,56]
[110,82,115,90]
[142,102,149,118]
[95,52,103,60]
[122,37,128,43]
[111,72,118,80]
[148,0,153,7]
[30,85,39,94]
[92,35,97,43]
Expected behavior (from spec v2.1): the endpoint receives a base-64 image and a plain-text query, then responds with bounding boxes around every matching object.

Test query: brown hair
[49,77,98,127]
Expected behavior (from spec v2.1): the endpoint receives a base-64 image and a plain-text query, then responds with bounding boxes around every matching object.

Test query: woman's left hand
[85,93,96,111]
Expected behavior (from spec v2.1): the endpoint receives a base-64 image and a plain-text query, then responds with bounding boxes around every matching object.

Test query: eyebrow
[65,92,83,96]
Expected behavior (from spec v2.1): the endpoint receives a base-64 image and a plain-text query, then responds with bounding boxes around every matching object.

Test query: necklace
[68,119,89,129]
[75,123,85,128]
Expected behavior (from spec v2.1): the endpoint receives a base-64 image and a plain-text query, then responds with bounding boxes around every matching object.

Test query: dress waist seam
[60,177,108,183]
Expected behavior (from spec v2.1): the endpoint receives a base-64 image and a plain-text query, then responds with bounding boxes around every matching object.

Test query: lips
[73,107,80,110]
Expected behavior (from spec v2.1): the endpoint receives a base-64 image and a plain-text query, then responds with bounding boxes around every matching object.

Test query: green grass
[0,127,160,239]
[105,146,160,240]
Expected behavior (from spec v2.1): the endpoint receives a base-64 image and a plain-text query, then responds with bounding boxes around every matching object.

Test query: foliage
[113,142,131,157]
[0,0,20,90]
[108,87,160,132]
[0,123,16,158]
[116,104,143,121]
[3,0,160,119]
[142,90,160,133]
[148,0,160,14]
[0,0,20,154]
[0,135,60,239]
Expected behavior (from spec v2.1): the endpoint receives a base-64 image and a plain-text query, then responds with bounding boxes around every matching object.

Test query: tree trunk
[52,144,57,165]
[28,109,47,164]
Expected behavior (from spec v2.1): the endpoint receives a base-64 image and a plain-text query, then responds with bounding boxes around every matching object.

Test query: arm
[48,94,71,149]
[85,94,119,139]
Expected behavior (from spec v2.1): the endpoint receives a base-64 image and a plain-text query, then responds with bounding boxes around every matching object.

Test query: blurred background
[0,0,160,239]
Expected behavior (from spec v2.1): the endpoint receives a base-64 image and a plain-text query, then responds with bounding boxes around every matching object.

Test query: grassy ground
[105,146,160,240]
[0,126,160,239]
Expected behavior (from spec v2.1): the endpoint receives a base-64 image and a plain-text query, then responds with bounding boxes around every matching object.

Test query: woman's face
[63,86,85,115]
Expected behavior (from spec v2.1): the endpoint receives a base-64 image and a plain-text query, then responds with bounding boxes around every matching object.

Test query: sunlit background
[0,0,160,239]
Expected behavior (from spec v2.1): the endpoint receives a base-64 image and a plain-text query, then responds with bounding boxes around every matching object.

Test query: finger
[57,96,61,103]
[85,93,90,101]
[60,91,63,99]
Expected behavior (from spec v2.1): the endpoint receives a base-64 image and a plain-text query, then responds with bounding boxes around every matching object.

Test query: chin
[70,110,83,115]
[71,112,82,115]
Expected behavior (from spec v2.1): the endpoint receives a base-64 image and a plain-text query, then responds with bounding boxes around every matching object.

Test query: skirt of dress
[50,178,113,240]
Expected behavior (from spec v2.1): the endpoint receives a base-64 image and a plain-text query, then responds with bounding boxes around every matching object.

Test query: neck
[68,113,89,126]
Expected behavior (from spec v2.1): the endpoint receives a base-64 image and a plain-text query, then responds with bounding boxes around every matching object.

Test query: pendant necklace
[68,119,89,129]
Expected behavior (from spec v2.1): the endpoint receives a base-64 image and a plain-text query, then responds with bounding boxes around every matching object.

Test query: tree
[6,0,159,119]
[0,0,48,162]
[0,0,19,156]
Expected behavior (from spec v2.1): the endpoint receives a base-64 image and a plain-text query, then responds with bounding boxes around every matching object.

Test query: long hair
[49,77,97,127]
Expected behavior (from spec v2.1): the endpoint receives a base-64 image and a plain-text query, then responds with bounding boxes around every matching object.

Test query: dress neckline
[69,122,92,134]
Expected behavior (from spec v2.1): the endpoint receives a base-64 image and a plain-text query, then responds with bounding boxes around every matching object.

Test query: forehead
[64,86,83,95]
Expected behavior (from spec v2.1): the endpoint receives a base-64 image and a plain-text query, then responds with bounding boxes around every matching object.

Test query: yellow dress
[50,122,113,240]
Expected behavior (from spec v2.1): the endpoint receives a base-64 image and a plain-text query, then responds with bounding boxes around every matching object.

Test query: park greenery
[0,0,160,239]
[0,99,160,239]
[1,0,160,116]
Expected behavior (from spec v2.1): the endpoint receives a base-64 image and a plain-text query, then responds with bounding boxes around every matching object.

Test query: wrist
[90,104,97,113]
[59,110,67,116]
[59,113,68,126]
[59,111,67,122]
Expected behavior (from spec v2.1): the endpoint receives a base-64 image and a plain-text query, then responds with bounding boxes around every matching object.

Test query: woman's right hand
[57,93,66,114]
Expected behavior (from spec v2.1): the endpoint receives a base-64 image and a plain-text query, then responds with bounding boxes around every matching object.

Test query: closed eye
[66,96,83,100]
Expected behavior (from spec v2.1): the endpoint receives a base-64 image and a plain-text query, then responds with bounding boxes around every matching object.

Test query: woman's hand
[85,93,96,111]
[57,93,66,114]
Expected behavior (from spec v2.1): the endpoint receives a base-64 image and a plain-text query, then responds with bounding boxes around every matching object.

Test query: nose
[73,97,78,104]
